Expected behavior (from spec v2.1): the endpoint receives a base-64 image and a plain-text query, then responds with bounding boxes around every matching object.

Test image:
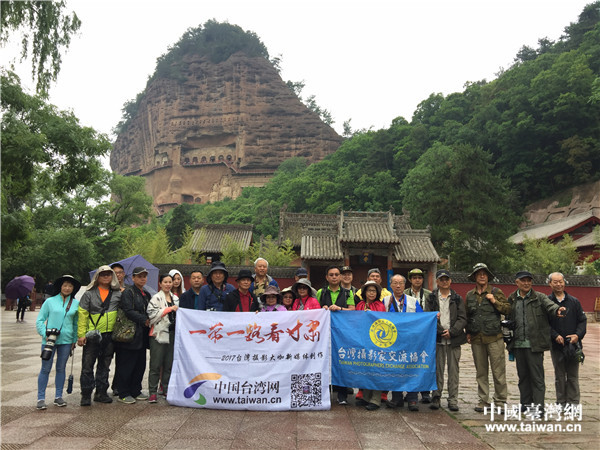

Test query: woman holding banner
[355,281,385,410]
[147,274,179,403]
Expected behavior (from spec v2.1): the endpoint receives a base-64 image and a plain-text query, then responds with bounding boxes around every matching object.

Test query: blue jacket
[36,294,79,345]
[197,283,235,311]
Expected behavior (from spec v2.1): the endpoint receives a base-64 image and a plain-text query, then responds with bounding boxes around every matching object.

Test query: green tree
[1,0,81,96]
[107,174,153,232]
[507,235,579,275]
[1,227,97,288]
[166,203,197,248]
[1,71,111,257]
[221,234,248,266]
[247,236,296,267]
[400,142,520,271]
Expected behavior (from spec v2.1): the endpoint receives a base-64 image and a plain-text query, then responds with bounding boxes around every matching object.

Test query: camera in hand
[41,328,61,360]
[500,319,515,345]
[85,329,102,344]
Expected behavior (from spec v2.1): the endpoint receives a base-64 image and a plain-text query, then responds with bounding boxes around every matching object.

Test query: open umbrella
[5,275,35,299]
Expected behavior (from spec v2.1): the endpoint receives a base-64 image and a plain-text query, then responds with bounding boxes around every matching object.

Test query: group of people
[35,259,586,417]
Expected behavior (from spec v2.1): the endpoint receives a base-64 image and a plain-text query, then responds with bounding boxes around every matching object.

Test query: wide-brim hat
[53,275,82,297]
[292,278,313,293]
[468,263,494,282]
[207,261,229,281]
[360,280,382,300]
[236,268,253,281]
[260,285,282,303]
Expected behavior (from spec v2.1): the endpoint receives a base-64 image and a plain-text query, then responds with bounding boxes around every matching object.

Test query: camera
[501,319,515,345]
[85,329,102,344]
[41,328,61,360]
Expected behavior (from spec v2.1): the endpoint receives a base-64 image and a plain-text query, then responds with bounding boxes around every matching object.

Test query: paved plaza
[1,310,598,449]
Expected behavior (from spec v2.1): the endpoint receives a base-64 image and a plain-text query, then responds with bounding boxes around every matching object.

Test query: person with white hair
[249,257,278,298]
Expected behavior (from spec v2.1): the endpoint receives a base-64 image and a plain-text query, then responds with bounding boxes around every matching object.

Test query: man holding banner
[383,274,423,411]
[426,269,467,411]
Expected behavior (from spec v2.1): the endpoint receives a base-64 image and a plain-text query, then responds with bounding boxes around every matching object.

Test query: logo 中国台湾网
[369,319,397,348]
[183,373,221,405]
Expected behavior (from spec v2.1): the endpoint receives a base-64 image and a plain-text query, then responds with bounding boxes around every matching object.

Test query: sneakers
[365,403,380,411]
[80,394,92,406]
[93,392,113,403]
[448,404,459,411]
[36,400,47,410]
[148,394,158,403]
[135,393,149,401]
[119,396,136,404]
[157,383,164,396]
[408,401,419,412]
[421,392,432,404]
[53,397,67,407]
[430,397,441,410]
[338,399,348,406]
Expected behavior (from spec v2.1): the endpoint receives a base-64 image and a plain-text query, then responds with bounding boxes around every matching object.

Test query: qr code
[290,373,322,408]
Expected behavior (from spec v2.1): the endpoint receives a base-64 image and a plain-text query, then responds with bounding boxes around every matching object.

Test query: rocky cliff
[110,52,342,213]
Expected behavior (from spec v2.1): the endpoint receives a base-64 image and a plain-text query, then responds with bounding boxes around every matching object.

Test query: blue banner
[331,311,437,391]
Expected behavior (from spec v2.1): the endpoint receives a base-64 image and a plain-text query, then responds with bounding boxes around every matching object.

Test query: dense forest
[2,2,599,288]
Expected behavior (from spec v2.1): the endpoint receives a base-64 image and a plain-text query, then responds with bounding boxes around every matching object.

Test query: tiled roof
[279,212,338,246]
[280,209,439,263]
[573,232,597,248]
[510,209,600,244]
[394,231,440,263]
[190,224,253,253]
[342,221,401,243]
[301,234,343,260]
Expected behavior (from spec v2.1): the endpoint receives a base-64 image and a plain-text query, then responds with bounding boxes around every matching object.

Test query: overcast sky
[4,0,592,139]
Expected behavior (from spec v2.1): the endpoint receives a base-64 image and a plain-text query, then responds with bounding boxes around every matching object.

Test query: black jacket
[426,289,467,347]
[118,285,150,350]
[223,289,260,312]
[549,291,586,349]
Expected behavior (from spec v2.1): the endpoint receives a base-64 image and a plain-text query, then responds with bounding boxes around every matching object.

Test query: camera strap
[46,295,75,336]
[89,290,112,330]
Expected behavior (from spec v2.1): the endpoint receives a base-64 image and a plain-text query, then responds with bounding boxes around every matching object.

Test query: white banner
[167,309,331,411]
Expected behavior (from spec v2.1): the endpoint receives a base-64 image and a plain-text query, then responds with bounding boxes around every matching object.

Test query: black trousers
[16,303,27,320]
[80,332,114,395]
[115,347,146,398]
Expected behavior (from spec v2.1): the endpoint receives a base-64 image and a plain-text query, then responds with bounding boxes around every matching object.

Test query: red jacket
[293,296,320,311]
[356,300,386,311]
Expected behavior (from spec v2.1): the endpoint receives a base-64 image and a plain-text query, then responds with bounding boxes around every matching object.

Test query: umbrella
[5,275,35,299]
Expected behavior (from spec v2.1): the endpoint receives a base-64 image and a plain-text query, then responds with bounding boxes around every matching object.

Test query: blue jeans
[37,343,71,401]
